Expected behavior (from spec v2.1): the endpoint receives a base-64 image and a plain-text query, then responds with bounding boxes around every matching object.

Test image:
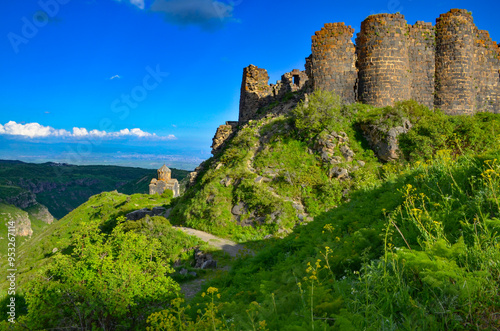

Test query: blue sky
[1,0,499,169]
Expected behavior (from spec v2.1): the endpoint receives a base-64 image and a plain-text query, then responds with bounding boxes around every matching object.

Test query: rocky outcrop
[3,190,37,209]
[17,178,100,194]
[211,121,238,155]
[360,119,412,162]
[186,162,207,188]
[1,209,33,237]
[193,248,217,269]
[314,131,355,164]
[29,203,55,224]
[125,206,168,221]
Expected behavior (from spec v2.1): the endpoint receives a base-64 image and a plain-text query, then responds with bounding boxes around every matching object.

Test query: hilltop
[2,8,500,330]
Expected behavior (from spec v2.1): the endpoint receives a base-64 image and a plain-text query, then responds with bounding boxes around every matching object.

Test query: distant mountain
[0,160,190,219]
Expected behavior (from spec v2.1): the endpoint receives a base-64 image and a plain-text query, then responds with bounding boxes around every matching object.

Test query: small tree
[23,220,179,330]
[293,90,343,139]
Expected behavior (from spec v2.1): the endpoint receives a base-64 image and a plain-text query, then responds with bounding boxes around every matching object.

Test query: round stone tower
[310,23,357,103]
[435,9,476,114]
[356,13,411,107]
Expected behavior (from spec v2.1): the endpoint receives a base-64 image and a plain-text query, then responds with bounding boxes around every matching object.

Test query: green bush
[293,90,343,138]
[22,220,180,330]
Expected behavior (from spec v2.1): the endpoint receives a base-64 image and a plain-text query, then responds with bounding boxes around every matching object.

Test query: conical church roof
[159,164,171,172]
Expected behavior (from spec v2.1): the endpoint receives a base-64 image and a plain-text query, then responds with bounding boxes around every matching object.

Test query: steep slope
[169,94,381,241]
[148,91,500,330]
[0,192,177,292]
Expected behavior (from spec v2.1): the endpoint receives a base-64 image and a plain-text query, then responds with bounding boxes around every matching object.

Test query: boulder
[194,248,217,269]
[126,208,153,221]
[329,167,349,180]
[361,118,412,162]
[340,145,355,162]
[231,202,246,216]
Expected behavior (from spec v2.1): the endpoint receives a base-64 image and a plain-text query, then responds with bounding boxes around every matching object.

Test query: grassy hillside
[0,191,207,329]
[152,149,499,330]
[2,91,500,329]
[152,91,500,330]
[0,161,190,218]
[0,192,187,292]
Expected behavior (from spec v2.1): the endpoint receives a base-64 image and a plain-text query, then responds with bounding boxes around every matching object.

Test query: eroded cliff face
[1,208,33,237]
[28,203,55,224]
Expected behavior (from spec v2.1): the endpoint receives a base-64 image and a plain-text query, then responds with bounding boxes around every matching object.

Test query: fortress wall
[305,54,314,87]
[237,9,500,125]
[407,21,435,108]
[239,65,273,123]
[271,69,309,100]
[238,65,309,123]
[356,14,411,107]
[473,30,500,113]
[435,9,476,115]
[311,23,357,103]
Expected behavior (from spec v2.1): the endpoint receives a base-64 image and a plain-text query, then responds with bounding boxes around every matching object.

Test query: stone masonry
[407,21,435,108]
[211,121,238,155]
[356,14,411,107]
[311,22,357,103]
[149,164,179,197]
[235,9,500,125]
[238,65,309,124]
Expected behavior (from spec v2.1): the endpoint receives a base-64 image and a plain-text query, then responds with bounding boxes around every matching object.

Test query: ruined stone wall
[238,65,309,124]
[474,30,500,113]
[237,9,500,126]
[239,65,273,124]
[407,21,435,108]
[356,14,411,107]
[435,9,476,114]
[211,121,238,155]
[310,23,357,103]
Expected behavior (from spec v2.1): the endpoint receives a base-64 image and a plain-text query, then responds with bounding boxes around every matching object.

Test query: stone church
[149,164,179,197]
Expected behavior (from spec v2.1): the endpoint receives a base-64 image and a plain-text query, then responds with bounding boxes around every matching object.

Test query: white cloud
[130,0,145,9]
[110,74,121,80]
[0,121,176,140]
[114,0,145,10]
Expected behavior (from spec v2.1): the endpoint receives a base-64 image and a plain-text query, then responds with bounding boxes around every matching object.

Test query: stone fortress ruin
[149,164,180,197]
[244,9,500,117]
[211,9,500,154]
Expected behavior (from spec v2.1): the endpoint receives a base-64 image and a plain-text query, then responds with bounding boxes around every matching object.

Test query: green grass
[0,191,188,293]
[146,92,500,330]
[149,149,500,330]
[0,161,190,219]
[3,91,500,329]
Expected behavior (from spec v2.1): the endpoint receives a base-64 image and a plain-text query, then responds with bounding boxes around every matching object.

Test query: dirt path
[174,227,253,300]
[175,226,249,257]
